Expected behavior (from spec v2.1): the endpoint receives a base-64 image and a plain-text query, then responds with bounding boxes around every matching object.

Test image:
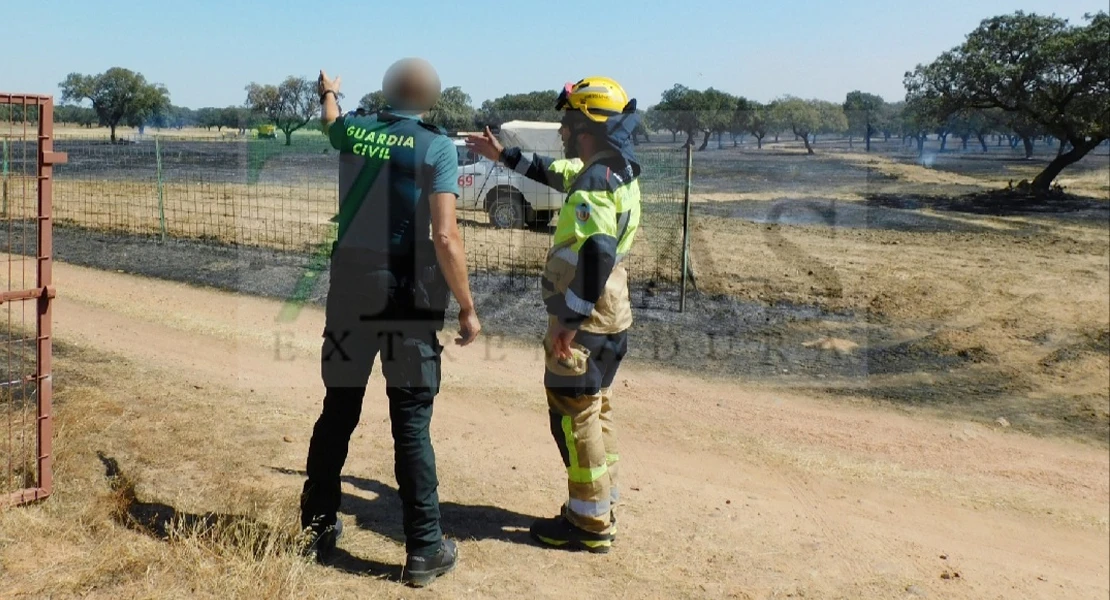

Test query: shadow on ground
[95,452,307,558]
[865,191,1110,224]
[268,466,537,551]
[94,452,405,579]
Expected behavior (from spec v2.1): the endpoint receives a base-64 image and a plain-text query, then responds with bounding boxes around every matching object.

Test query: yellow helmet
[556,76,630,123]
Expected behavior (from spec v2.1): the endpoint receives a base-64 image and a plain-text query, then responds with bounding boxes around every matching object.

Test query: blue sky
[2,0,1103,110]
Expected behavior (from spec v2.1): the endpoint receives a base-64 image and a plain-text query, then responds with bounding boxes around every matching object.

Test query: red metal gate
[0,94,64,507]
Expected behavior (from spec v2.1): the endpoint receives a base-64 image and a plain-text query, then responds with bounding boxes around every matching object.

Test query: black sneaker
[530,514,613,554]
[403,538,458,588]
[299,517,343,564]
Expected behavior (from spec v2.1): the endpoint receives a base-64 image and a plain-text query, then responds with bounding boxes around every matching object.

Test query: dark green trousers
[301,265,445,557]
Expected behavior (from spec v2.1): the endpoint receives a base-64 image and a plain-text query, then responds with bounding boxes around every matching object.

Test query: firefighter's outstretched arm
[546,192,618,331]
[465,126,582,192]
[499,147,582,192]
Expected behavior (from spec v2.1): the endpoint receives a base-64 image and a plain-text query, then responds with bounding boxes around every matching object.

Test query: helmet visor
[555,82,574,111]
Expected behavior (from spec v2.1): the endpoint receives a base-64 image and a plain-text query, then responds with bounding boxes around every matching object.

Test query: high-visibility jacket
[500,147,642,334]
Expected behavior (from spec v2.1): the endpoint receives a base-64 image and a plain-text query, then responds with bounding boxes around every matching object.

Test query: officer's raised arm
[318,70,342,138]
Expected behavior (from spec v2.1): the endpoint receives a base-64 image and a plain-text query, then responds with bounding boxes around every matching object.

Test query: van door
[454,143,491,210]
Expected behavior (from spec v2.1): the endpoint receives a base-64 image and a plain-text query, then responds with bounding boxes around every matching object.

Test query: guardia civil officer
[299,58,480,588]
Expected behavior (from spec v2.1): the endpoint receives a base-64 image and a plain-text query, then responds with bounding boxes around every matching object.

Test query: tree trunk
[916,135,925,156]
[284,130,293,146]
[110,123,117,143]
[848,134,853,149]
[671,131,677,143]
[960,135,969,151]
[699,130,710,151]
[865,125,873,152]
[1057,138,1067,156]
[717,131,723,149]
[939,133,948,151]
[1022,136,1033,159]
[757,135,763,149]
[978,133,988,153]
[802,131,814,155]
[1031,138,1103,192]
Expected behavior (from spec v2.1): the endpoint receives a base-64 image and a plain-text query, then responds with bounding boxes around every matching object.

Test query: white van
[452,120,568,229]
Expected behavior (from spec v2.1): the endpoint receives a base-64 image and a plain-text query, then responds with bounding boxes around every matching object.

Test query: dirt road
[15,260,1110,598]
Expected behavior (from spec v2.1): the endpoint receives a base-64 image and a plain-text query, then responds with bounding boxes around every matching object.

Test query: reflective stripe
[616,210,631,240]
[569,465,608,485]
[568,497,611,518]
[562,416,608,484]
[513,158,532,177]
[552,247,625,268]
[606,453,619,464]
[565,288,595,316]
[552,246,578,266]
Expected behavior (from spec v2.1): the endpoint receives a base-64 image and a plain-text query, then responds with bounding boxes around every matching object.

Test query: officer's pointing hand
[318,70,341,96]
[465,126,503,162]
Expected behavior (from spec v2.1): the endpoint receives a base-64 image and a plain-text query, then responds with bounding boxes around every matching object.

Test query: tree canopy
[905,10,1109,191]
[244,76,318,146]
[59,67,171,142]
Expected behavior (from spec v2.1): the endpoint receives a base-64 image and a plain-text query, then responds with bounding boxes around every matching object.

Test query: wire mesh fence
[0,94,58,508]
[21,119,691,309]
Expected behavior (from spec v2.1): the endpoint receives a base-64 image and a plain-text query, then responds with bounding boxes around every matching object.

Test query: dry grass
[688,211,1110,437]
[834,153,989,187]
[51,125,269,141]
[695,190,865,203]
[0,346,328,599]
[49,179,336,251]
[1057,167,1110,199]
[832,152,1110,200]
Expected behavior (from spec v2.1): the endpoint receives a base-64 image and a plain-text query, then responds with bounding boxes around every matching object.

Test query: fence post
[1,138,7,218]
[679,141,693,312]
[155,136,166,242]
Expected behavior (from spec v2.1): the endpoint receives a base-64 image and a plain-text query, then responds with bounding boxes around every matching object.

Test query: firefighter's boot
[530,514,613,553]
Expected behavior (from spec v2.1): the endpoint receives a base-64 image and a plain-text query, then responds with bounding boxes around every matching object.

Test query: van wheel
[526,210,557,231]
[488,191,525,229]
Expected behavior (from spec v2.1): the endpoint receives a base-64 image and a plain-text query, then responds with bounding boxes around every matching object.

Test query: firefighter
[466,76,642,553]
